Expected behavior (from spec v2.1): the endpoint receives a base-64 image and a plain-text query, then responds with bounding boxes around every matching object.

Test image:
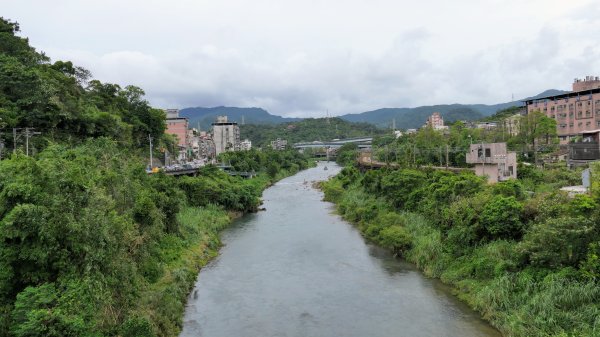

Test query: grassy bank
[133,165,312,336]
[321,166,600,337]
[131,206,230,336]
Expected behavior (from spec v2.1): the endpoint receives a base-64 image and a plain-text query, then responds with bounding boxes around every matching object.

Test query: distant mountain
[180,90,570,130]
[338,89,570,129]
[179,106,301,129]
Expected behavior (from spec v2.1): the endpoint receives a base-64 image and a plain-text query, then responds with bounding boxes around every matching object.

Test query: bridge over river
[293,136,373,149]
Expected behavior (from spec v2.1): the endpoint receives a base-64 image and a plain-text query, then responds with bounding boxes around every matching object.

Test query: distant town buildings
[466,142,517,184]
[212,116,240,156]
[271,138,288,150]
[240,139,252,151]
[164,109,189,147]
[525,76,600,143]
[424,112,449,130]
[197,132,216,160]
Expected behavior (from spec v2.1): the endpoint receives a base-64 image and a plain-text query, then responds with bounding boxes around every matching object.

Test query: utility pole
[24,128,41,156]
[13,128,17,153]
[148,134,153,168]
[445,144,449,169]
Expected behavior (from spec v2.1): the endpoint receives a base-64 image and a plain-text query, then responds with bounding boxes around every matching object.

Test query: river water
[180,162,501,337]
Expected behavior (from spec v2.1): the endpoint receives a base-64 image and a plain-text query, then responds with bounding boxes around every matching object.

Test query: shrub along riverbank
[321,165,600,337]
[0,140,311,337]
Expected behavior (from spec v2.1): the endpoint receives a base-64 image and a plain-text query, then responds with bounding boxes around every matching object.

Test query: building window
[485,148,491,158]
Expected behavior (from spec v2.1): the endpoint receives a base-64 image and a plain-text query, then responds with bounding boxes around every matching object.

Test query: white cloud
[3,0,599,117]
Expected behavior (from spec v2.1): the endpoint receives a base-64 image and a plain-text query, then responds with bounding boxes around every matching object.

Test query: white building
[271,138,288,150]
[212,116,240,156]
[240,139,252,151]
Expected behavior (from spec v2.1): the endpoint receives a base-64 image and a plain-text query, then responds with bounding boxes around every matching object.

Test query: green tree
[480,195,524,240]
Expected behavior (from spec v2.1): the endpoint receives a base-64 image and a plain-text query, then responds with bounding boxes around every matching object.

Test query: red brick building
[525,76,600,144]
[164,109,189,147]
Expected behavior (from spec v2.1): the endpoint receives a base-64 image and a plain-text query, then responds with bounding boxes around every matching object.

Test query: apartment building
[424,112,448,130]
[164,109,189,147]
[525,76,600,144]
[212,116,240,156]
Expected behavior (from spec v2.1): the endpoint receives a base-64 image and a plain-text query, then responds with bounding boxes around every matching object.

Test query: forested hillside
[240,117,385,148]
[179,106,300,128]
[338,90,568,129]
[0,17,311,337]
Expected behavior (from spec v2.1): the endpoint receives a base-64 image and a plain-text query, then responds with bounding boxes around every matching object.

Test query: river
[180,162,502,337]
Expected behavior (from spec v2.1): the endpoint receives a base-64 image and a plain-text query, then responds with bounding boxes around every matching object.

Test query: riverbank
[320,167,600,337]
[137,164,314,337]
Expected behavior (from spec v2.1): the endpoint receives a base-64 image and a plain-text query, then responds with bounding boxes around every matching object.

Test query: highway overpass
[293,137,373,149]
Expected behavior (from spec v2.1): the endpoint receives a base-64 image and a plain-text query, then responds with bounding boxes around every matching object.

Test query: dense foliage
[322,164,600,337]
[0,139,275,336]
[0,17,169,154]
[239,117,384,148]
[218,148,311,179]
[0,17,312,336]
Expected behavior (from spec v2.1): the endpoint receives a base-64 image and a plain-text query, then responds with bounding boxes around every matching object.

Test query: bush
[378,226,412,254]
[520,216,596,268]
[480,195,524,240]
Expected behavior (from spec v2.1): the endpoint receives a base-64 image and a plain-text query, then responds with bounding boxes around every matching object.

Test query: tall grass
[322,179,600,337]
[134,205,231,337]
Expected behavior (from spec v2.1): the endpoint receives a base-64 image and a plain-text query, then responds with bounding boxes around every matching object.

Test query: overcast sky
[4,0,600,117]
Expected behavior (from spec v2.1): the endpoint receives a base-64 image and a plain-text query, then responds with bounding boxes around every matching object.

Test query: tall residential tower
[212,116,240,156]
